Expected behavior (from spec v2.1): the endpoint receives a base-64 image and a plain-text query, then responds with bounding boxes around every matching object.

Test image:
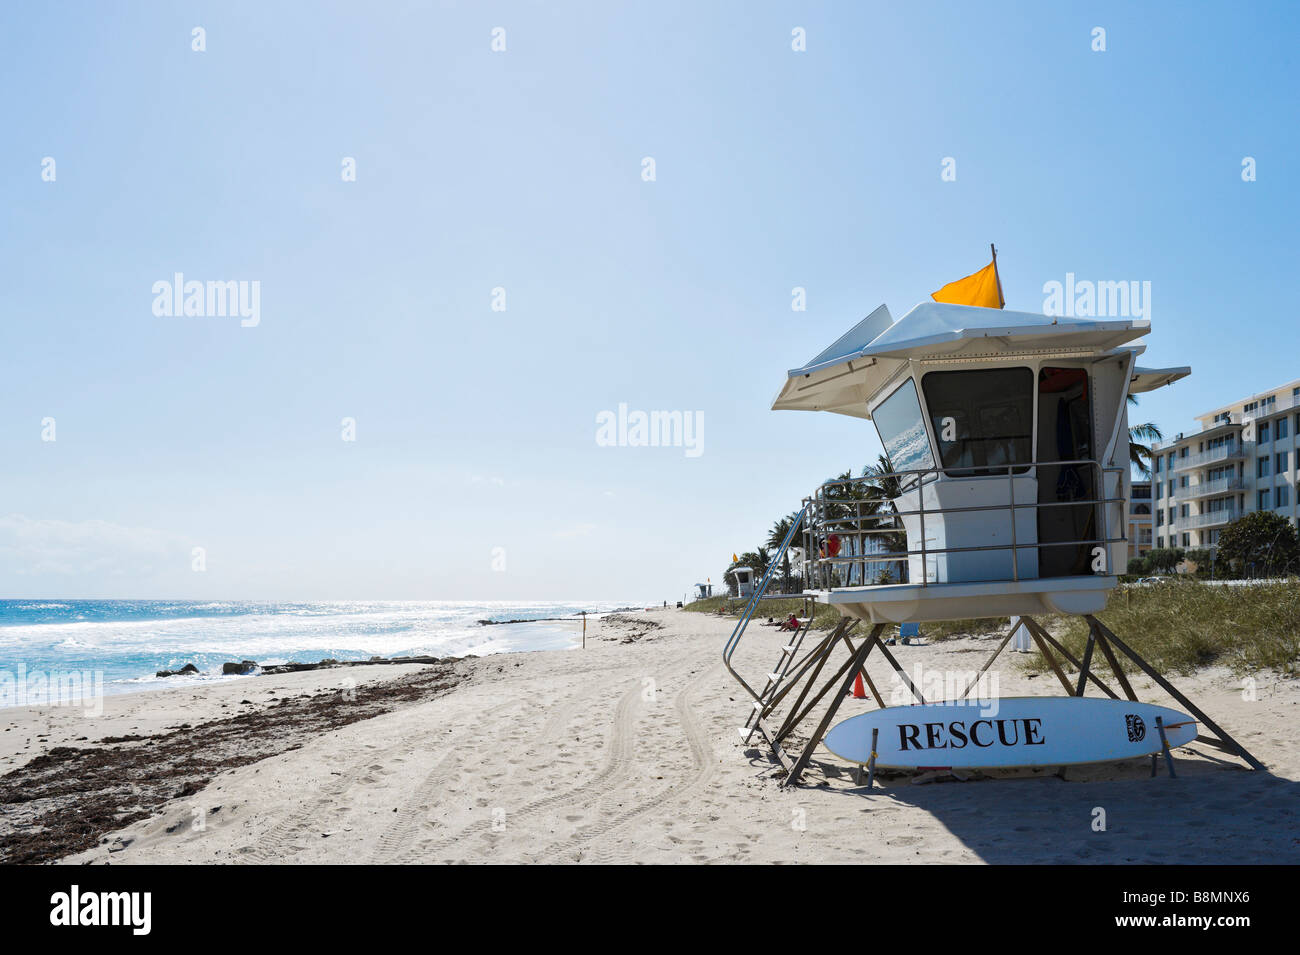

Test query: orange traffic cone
[852,672,866,699]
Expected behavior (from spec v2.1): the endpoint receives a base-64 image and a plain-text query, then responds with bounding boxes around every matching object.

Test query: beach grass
[687,580,1300,676]
[1031,580,1300,678]
[682,596,1005,640]
[683,596,843,630]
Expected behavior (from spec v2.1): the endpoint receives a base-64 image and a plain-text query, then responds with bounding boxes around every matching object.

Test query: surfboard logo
[1125,714,1146,743]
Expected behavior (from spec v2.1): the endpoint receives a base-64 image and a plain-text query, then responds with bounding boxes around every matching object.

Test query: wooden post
[842,634,886,707]
[866,727,880,789]
[1155,716,1177,778]
[1026,625,1074,695]
[783,623,885,787]
[1022,616,1120,699]
[1088,616,1265,771]
[958,624,1015,701]
[871,633,927,704]
[773,619,850,743]
[1074,629,1096,697]
[581,610,587,649]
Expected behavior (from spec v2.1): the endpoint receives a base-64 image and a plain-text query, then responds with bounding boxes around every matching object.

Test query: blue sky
[1,1,1296,601]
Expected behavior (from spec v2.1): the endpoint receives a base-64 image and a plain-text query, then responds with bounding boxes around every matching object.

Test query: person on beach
[778,613,800,631]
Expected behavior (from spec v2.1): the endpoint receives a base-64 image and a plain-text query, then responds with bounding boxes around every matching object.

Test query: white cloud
[0,515,188,577]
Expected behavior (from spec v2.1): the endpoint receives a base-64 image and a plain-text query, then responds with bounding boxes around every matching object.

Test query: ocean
[0,599,644,704]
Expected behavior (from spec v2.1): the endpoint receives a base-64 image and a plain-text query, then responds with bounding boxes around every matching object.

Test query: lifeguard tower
[723,301,1264,785]
[732,566,755,599]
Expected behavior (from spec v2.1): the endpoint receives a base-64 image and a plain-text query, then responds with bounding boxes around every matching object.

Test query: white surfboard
[823,697,1197,770]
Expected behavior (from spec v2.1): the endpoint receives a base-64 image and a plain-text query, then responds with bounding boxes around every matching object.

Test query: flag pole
[990,242,1005,309]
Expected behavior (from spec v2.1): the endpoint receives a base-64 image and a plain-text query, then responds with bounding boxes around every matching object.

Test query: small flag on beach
[931,244,1005,309]
[731,553,738,563]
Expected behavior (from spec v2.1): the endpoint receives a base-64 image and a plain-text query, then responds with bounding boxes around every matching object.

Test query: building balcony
[1181,509,1238,529]
[1181,477,1246,500]
[1173,445,1246,471]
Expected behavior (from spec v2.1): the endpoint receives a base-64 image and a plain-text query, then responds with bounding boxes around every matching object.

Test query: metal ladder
[720,503,817,745]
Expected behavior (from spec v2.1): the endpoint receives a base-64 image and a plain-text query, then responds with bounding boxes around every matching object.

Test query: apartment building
[1128,480,1153,561]
[1151,378,1300,554]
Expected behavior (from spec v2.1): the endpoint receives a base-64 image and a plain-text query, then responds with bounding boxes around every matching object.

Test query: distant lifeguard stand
[695,582,713,600]
[722,301,1263,784]
[732,567,755,599]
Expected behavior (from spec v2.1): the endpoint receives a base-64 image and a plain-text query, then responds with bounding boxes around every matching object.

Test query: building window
[1181,533,1190,547]
[1277,485,1291,508]
[1154,457,1162,474]
[1258,488,1271,510]
[1258,456,1271,478]
[1168,480,1175,497]
[1180,504,1189,518]
[1278,451,1289,474]
[1156,509,1164,526]
[1278,417,1290,440]
[1260,422,1271,443]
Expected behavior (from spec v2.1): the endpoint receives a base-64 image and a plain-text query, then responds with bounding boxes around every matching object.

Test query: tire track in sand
[384,676,648,863]
[387,650,707,863]
[534,655,720,863]
[369,691,587,863]
[235,698,516,863]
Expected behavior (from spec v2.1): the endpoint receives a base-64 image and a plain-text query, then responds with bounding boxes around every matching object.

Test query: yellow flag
[732,553,738,563]
[931,257,1004,309]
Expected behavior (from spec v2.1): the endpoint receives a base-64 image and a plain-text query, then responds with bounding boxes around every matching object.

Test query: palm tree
[767,513,800,593]
[862,453,903,501]
[815,469,878,587]
[1127,394,1163,478]
[861,454,908,581]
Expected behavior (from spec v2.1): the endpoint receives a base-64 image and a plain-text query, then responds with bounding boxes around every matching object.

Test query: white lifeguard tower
[723,301,1264,785]
[694,582,713,600]
[732,566,755,599]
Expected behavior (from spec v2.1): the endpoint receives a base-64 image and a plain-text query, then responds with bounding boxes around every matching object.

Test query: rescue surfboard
[823,697,1197,769]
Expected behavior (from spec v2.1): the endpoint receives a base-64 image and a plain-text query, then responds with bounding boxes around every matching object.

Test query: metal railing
[1182,477,1245,500]
[799,458,1127,591]
[721,502,809,707]
[1182,509,1237,529]
[1173,444,1246,471]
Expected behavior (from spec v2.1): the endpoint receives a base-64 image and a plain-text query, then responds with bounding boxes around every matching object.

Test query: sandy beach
[0,609,1293,864]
